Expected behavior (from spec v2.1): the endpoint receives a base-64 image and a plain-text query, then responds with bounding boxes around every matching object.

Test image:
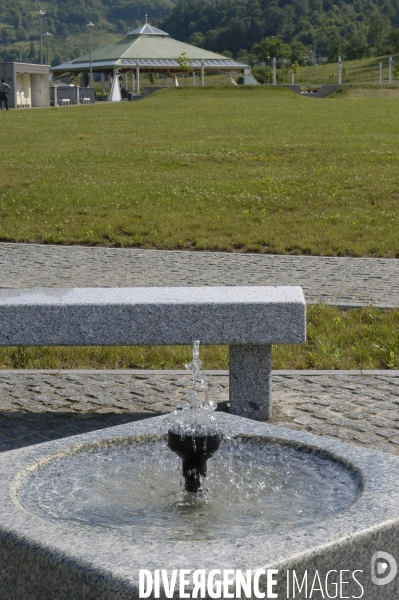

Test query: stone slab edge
[0,287,306,346]
[0,369,397,376]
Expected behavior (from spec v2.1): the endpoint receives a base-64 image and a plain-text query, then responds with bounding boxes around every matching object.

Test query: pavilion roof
[52,23,246,74]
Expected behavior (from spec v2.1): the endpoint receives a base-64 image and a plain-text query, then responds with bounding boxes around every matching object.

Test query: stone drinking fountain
[0,287,399,599]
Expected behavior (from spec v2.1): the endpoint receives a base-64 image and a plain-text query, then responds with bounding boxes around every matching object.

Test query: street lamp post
[267,56,270,84]
[87,22,95,88]
[37,10,45,65]
[313,41,316,79]
[43,31,51,65]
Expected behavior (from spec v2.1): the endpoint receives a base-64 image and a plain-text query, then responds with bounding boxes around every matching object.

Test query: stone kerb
[0,286,306,421]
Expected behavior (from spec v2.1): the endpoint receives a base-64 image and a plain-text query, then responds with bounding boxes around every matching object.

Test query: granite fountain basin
[2,413,399,600]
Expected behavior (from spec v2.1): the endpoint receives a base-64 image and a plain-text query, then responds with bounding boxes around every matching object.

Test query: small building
[51,22,254,100]
[0,62,50,108]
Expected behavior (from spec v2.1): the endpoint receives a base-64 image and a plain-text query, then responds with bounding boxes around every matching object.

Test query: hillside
[1,0,399,66]
[0,0,175,66]
[158,0,399,59]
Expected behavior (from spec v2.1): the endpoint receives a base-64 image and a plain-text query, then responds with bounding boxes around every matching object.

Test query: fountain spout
[167,340,222,492]
[168,431,221,492]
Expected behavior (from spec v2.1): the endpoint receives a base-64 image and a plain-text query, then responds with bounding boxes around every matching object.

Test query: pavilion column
[100,73,105,95]
[193,72,195,86]
[132,71,135,93]
[136,61,140,94]
[201,59,205,86]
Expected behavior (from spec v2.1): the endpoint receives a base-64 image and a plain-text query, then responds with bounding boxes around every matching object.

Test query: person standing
[0,79,10,110]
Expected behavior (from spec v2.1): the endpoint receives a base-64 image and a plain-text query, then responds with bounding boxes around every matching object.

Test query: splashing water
[164,340,223,439]
[17,438,361,541]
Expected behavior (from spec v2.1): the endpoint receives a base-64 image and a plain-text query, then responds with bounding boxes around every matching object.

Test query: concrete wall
[49,86,95,106]
[316,84,341,97]
[280,84,302,94]
[280,84,341,98]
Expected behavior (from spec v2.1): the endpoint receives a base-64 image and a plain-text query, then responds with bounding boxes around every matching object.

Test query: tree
[177,52,193,98]
[344,31,370,60]
[1,27,16,44]
[327,36,344,62]
[28,40,37,62]
[290,41,308,64]
[252,36,291,62]
[368,12,391,55]
[116,20,126,33]
[251,66,270,83]
[389,29,399,53]
[236,48,252,62]
[188,32,206,48]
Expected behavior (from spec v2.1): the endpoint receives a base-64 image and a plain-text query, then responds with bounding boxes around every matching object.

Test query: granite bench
[0,287,306,421]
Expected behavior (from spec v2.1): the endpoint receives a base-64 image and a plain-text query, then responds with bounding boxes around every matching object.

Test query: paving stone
[1,243,399,308]
[352,433,383,445]
[374,428,399,438]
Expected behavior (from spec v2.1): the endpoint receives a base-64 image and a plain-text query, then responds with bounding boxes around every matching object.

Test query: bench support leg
[229,344,272,421]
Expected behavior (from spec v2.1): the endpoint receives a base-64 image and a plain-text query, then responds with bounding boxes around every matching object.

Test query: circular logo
[371,552,398,586]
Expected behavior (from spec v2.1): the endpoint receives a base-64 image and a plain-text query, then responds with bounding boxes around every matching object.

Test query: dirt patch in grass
[332,86,399,99]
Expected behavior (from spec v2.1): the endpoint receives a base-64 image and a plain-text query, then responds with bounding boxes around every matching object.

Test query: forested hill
[1,0,399,65]
[157,0,399,59]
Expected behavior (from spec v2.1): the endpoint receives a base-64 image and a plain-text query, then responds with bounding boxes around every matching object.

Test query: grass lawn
[1,86,399,257]
[1,307,399,371]
[297,54,399,86]
[1,86,398,371]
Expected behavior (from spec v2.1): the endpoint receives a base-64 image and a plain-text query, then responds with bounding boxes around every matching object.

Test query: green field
[296,54,399,86]
[1,86,399,257]
[1,86,399,371]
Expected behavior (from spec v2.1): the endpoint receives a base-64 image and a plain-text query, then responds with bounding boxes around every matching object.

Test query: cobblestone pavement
[1,242,399,307]
[2,242,399,456]
[1,370,399,456]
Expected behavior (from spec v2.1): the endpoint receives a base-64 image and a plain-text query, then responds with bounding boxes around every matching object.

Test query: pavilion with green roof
[51,21,251,100]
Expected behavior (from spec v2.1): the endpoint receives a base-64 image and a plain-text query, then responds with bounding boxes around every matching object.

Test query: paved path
[1,370,399,456]
[1,242,399,457]
[1,242,399,307]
